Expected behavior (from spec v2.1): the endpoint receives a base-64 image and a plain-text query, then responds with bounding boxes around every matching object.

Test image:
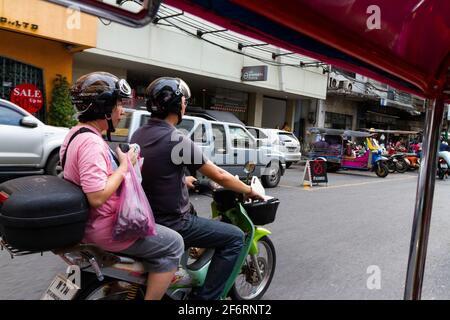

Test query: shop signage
[10,84,44,114]
[0,17,38,31]
[241,65,268,81]
[302,159,328,187]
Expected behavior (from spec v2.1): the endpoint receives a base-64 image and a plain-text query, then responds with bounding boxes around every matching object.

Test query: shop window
[0,56,45,122]
[325,112,353,130]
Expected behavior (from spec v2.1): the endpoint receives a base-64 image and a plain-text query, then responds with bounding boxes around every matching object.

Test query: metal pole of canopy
[404,97,445,300]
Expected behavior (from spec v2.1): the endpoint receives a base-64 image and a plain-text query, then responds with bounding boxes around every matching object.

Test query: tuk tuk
[38,0,450,300]
[307,127,389,177]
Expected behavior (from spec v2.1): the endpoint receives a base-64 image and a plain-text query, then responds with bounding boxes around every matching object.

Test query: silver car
[0,99,69,177]
[247,127,302,168]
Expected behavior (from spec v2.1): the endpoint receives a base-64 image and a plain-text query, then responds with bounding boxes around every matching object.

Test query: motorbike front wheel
[229,236,276,300]
[386,160,396,173]
[395,159,408,173]
[375,162,389,178]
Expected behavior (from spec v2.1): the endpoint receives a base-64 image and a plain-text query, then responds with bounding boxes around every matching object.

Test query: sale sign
[10,83,44,113]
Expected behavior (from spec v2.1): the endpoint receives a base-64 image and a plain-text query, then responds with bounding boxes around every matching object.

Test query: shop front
[0,0,97,122]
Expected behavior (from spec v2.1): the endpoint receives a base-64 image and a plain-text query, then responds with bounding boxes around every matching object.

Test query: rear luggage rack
[0,238,44,259]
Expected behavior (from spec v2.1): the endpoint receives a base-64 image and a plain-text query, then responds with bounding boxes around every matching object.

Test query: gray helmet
[145,77,191,122]
[71,72,132,140]
[71,72,132,117]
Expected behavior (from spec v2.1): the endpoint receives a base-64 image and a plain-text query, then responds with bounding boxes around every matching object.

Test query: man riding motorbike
[62,72,184,300]
[130,77,264,300]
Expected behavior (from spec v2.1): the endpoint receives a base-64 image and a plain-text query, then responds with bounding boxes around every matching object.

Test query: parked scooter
[39,163,279,300]
[437,151,450,180]
[385,154,408,173]
[403,154,421,171]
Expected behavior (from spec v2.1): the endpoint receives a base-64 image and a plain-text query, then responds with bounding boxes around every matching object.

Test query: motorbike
[437,151,450,180]
[38,163,279,300]
[385,154,408,174]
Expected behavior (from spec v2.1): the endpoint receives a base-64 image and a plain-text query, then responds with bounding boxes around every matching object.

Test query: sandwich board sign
[302,159,328,186]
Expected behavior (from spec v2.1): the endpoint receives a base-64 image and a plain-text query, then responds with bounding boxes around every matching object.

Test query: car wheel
[262,162,281,188]
[45,151,62,176]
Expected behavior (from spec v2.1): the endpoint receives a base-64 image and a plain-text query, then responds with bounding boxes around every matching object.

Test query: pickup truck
[110,108,286,187]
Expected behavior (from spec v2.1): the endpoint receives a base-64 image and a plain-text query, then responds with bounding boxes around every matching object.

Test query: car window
[229,126,255,149]
[140,114,151,127]
[110,111,132,142]
[0,106,23,126]
[176,119,195,136]
[191,123,208,144]
[247,128,268,139]
[278,132,297,142]
[212,123,227,154]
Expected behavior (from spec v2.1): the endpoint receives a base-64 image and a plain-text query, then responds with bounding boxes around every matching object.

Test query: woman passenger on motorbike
[60,72,184,300]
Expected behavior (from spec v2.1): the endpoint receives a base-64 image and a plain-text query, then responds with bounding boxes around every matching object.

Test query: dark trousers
[177,212,245,300]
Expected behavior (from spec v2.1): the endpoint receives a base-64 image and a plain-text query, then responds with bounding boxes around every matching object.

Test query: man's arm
[198,160,263,199]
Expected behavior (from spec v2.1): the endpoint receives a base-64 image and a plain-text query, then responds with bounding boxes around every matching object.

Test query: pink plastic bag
[112,155,156,241]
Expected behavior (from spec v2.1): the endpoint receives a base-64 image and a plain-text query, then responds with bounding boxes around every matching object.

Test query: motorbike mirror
[244,162,256,174]
[47,0,161,27]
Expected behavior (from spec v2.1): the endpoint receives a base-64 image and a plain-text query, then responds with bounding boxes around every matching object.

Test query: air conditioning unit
[328,77,338,89]
[338,80,353,92]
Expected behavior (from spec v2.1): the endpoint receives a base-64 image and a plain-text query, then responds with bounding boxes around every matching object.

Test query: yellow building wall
[0,29,73,110]
[0,0,98,116]
[0,0,97,47]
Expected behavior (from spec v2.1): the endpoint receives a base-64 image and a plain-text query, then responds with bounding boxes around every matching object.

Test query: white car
[246,127,302,168]
[0,99,69,177]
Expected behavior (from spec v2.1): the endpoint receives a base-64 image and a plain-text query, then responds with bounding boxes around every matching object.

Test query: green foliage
[48,74,77,128]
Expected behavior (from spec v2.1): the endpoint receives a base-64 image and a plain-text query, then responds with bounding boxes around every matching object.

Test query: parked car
[185,107,245,125]
[113,108,286,187]
[0,99,69,177]
[246,126,302,168]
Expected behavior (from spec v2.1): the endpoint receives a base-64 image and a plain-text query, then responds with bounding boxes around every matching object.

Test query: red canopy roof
[166,0,450,100]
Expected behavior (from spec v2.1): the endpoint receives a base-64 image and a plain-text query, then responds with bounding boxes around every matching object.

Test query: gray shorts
[119,223,184,273]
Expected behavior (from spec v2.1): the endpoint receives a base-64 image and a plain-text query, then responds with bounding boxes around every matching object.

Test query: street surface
[2,165,450,299]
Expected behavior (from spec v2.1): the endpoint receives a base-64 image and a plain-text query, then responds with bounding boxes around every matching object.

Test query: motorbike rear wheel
[75,273,145,300]
[229,236,276,300]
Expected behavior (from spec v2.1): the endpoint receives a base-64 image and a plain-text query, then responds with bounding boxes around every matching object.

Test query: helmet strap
[105,113,115,142]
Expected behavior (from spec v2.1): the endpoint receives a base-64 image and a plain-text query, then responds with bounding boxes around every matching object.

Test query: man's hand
[185,176,198,189]
[244,187,265,202]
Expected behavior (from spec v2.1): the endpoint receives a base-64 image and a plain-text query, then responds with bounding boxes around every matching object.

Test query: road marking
[279,176,417,191]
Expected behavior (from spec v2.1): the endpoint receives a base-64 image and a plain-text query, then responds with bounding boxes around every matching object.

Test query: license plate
[41,274,80,300]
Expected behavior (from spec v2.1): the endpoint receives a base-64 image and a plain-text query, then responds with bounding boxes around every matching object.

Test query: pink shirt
[60,124,138,252]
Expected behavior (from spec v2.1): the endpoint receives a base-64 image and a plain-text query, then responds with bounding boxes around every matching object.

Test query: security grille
[0,56,46,121]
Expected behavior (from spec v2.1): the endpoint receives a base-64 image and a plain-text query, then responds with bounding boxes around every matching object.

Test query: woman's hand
[185,176,198,189]
[116,145,138,168]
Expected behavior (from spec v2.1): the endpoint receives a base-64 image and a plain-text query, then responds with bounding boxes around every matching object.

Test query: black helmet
[71,72,132,140]
[145,77,191,122]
